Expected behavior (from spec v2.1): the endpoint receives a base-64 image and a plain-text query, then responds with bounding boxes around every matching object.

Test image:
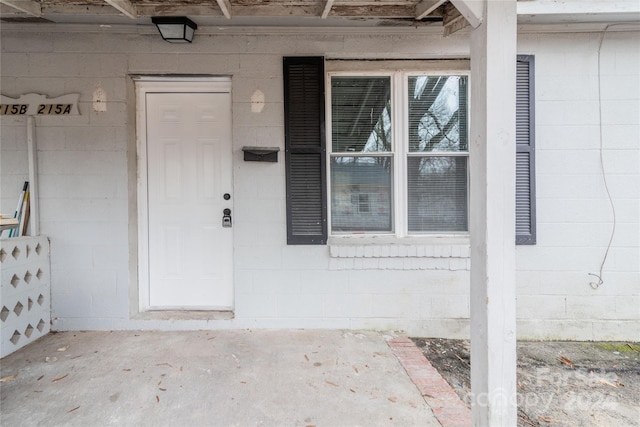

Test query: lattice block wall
[1,236,51,358]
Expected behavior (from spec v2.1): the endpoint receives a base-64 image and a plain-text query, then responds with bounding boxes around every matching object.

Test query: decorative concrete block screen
[1,236,51,358]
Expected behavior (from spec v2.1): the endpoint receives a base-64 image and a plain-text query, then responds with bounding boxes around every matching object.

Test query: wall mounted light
[151,16,198,43]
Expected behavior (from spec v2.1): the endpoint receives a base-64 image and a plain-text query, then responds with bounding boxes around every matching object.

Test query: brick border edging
[388,337,471,427]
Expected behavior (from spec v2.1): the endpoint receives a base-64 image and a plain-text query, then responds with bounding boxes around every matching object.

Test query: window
[328,73,468,236]
[283,57,535,245]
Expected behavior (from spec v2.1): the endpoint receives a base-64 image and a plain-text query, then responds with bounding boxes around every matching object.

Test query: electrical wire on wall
[588,24,619,290]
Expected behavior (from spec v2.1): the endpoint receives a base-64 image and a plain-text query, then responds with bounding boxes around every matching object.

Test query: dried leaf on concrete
[52,374,68,382]
[0,373,18,382]
[559,356,574,368]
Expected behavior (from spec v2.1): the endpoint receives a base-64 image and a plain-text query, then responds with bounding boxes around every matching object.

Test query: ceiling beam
[450,0,484,28]
[216,0,232,20]
[0,0,41,17]
[104,0,136,19]
[321,0,335,19]
[415,0,446,20]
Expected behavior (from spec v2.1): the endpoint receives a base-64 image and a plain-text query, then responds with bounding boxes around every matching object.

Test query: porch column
[468,0,518,426]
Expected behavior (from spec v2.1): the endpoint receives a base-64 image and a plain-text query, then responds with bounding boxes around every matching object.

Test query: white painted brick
[602,100,640,125]
[388,245,399,257]
[406,245,417,257]
[611,296,640,320]
[387,258,404,270]
[235,294,277,318]
[517,295,566,320]
[361,258,377,270]
[412,319,470,339]
[235,245,282,270]
[517,319,593,340]
[601,75,640,101]
[251,270,300,294]
[239,55,281,78]
[372,293,420,318]
[1,53,30,76]
[3,33,53,53]
[277,293,324,318]
[566,295,617,319]
[536,125,600,150]
[49,243,93,270]
[255,126,284,148]
[449,258,469,271]
[323,293,372,318]
[178,54,241,74]
[602,124,640,149]
[363,245,374,258]
[128,53,179,73]
[282,247,329,270]
[426,295,470,319]
[380,245,390,257]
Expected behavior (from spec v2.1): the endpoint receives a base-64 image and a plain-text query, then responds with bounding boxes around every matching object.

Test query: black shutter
[516,55,536,245]
[283,56,327,244]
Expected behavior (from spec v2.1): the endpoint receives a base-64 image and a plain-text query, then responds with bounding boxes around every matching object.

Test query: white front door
[142,88,233,310]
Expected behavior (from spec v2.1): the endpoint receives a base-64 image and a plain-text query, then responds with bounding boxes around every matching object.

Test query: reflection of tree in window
[409,76,463,155]
[407,75,468,233]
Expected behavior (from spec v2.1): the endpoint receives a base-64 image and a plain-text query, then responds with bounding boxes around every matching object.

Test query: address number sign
[0,93,80,116]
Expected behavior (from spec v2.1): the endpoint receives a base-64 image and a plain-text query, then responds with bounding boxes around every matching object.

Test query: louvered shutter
[516,55,536,245]
[283,57,327,244]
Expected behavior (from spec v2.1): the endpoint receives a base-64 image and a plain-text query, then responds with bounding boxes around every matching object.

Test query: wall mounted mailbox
[242,146,280,162]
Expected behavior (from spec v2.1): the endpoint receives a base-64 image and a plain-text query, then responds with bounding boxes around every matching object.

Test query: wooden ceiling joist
[104,0,137,18]
[0,0,41,16]
[321,0,334,19]
[216,0,231,19]
[415,0,446,20]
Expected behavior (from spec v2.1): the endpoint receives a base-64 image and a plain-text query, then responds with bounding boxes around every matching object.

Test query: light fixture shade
[152,16,197,43]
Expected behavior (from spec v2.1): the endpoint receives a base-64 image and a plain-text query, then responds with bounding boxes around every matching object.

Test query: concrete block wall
[516,29,640,340]
[1,25,638,340]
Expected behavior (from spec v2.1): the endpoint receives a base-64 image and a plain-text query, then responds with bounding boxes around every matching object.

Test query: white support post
[468,0,517,426]
[27,116,40,236]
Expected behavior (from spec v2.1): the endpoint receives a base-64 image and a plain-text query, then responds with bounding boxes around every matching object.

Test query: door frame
[134,76,233,312]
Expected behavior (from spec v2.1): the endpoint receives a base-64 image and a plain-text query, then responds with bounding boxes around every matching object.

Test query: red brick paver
[388,337,471,427]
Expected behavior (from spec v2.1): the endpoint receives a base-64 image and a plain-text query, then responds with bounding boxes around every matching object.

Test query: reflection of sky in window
[362,104,391,155]
[415,76,460,152]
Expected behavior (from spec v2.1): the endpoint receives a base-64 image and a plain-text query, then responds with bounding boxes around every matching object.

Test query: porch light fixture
[151,16,197,43]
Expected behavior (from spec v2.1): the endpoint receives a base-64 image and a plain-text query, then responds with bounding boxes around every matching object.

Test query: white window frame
[326,69,470,239]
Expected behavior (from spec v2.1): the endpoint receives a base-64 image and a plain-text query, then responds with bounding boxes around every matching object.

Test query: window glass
[331,77,392,153]
[407,156,468,232]
[408,76,467,153]
[331,156,392,232]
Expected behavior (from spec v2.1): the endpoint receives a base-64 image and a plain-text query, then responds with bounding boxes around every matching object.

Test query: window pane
[408,75,467,153]
[331,156,392,232]
[331,77,391,153]
[407,156,468,232]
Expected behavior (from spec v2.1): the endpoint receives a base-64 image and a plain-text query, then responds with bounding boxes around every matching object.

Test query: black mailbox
[242,146,280,162]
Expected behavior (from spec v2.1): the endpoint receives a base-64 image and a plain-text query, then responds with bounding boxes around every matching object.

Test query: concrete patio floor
[0,330,443,427]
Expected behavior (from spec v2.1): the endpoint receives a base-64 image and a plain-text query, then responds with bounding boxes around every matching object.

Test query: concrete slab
[0,330,440,426]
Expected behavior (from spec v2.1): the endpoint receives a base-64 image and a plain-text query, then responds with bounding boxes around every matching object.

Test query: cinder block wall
[1,25,638,340]
[517,29,640,340]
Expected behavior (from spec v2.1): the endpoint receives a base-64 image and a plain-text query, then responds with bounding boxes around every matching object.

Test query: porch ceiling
[2,0,639,29]
[0,0,452,27]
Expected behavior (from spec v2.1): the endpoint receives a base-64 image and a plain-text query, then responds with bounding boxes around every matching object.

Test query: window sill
[328,235,470,271]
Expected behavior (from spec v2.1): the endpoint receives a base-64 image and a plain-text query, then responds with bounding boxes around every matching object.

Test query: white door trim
[135,76,233,312]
